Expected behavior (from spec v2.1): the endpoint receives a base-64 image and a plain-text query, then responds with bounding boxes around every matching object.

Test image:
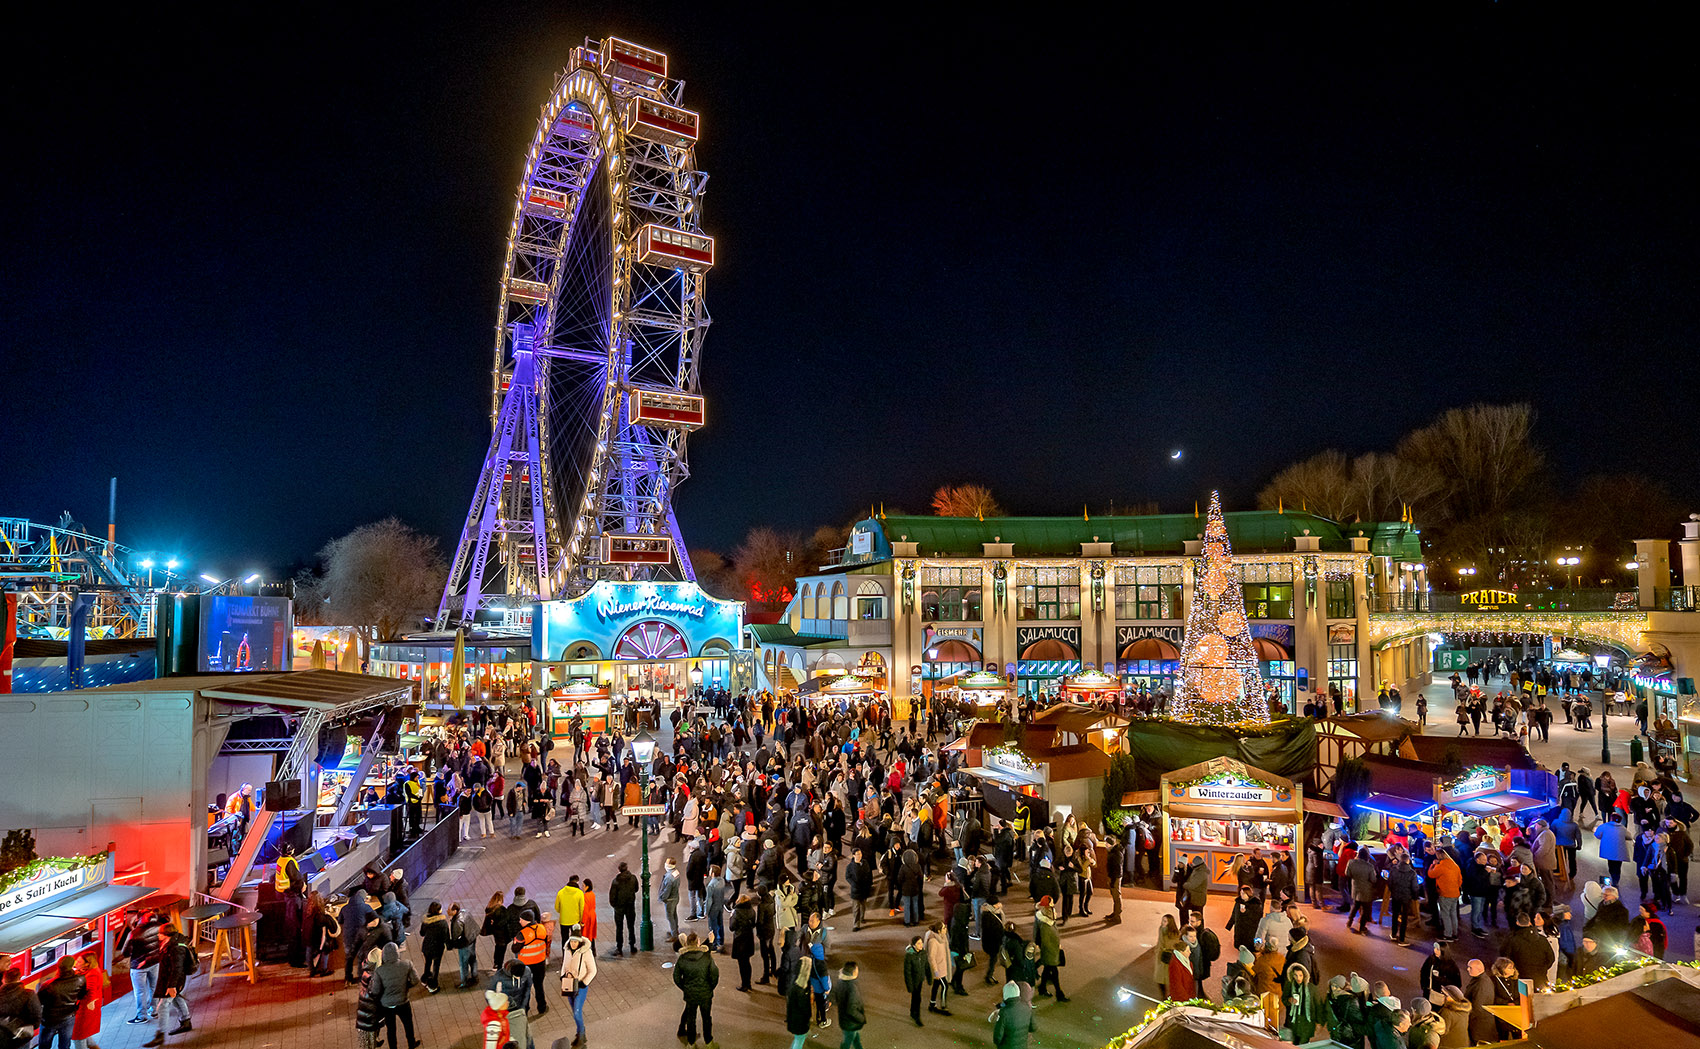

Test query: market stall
[949,669,1015,715]
[1059,668,1121,704]
[1030,701,1129,754]
[1436,764,1559,823]
[0,849,158,994]
[547,679,613,737]
[811,672,883,709]
[1160,757,1305,893]
[959,720,1113,827]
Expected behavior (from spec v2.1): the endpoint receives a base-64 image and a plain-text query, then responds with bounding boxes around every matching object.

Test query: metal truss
[2,516,159,639]
[440,40,711,622]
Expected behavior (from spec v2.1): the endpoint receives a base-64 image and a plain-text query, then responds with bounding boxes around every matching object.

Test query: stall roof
[1031,702,1129,734]
[1445,792,1554,818]
[1401,734,1537,770]
[200,669,414,710]
[43,884,158,921]
[1041,742,1112,781]
[0,912,88,957]
[1161,755,1298,792]
[1525,975,1700,1049]
[1125,1012,1298,1049]
[1324,711,1418,744]
[1361,792,1439,820]
[1363,754,1443,799]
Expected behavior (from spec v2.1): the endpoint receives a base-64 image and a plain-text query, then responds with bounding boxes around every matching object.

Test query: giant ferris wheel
[440,38,713,625]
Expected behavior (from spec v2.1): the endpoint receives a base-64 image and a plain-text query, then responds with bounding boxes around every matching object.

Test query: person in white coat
[560,931,598,1047]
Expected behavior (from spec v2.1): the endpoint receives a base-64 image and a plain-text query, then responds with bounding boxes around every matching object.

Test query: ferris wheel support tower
[440,38,714,625]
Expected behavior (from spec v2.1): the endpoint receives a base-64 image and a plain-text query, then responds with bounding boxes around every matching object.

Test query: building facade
[749,510,1428,715]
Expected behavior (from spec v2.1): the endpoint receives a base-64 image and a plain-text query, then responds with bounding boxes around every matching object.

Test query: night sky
[4,7,1697,576]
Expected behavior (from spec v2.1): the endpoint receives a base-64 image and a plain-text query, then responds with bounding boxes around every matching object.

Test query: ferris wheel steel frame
[440,39,712,625]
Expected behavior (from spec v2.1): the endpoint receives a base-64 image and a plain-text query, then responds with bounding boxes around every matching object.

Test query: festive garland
[1441,764,1503,790]
[1167,767,1293,803]
[0,851,108,898]
[984,743,1041,772]
[1125,713,1304,734]
[1547,957,1700,993]
[1101,997,1260,1049]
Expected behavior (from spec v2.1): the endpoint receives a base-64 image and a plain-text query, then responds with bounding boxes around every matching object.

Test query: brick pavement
[72,689,1696,1049]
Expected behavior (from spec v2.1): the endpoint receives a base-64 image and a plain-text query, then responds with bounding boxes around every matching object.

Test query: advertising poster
[199,596,292,672]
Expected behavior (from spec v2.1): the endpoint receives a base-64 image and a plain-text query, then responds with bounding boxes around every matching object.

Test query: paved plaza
[71,675,1695,1049]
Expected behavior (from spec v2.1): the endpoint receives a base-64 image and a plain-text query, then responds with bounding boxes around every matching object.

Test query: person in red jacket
[480,990,510,1049]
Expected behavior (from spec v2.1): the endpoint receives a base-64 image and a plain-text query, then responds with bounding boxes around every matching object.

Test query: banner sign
[0,862,107,922]
[1017,626,1079,651]
[1189,782,1275,804]
[1117,625,1181,647]
[1460,589,1520,607]
[533,581,743,663]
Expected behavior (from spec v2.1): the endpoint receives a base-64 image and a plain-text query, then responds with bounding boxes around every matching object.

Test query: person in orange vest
[515,912,553,1016]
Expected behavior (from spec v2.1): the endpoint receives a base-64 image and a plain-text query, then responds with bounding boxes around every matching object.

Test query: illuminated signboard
[533,581,742,663]
[199,596,291,673]
[1441,766,1511,803]
[1460,589,1520,607]
[0,860,108,922]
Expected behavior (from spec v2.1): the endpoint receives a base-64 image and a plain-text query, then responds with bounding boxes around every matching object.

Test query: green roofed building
[744,506,1432,717]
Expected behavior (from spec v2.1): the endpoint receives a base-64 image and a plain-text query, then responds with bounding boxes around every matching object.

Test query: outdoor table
[180,902,230,955]
[207,910,260,985]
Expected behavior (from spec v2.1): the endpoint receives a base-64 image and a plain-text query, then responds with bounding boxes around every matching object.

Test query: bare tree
[803,522,853,569]
[1347,452,1445,522]
[291,569,328,625]
[1396,403,1544,524]
[316,518,448,650]
[931,484,1003,518]
[686,548,738,600]
[731,526,800,615]
[1256,450,1355,520]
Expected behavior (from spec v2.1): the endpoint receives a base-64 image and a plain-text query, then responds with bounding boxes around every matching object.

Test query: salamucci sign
[1016,625,1079,648]
[1117,625,1181,646]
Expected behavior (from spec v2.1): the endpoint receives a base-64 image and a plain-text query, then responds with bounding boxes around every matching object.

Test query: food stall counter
[1160,756,1307,893]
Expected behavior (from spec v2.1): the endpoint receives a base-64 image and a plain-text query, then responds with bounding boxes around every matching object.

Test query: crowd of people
[9,665,1693,1049]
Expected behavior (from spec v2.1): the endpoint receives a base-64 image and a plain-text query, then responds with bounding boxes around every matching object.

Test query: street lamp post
[1556,556,1580,593]
[1600,688,1612,766]
[631,728,658,952]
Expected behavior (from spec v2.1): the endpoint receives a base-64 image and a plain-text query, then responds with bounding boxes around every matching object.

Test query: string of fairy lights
[1172,491,1271,726]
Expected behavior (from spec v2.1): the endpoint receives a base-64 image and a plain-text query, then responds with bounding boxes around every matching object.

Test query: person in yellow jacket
[555,878,586,931]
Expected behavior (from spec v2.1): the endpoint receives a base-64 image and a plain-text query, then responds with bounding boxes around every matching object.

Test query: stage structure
[441,38,713,624]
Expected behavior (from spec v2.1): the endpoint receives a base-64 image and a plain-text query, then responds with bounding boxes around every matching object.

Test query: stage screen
[198,596,292,672]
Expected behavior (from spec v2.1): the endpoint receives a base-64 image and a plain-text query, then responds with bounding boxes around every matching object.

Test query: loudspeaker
[315,724,348,767]
[377,708,405,754]
[264,779,303,811]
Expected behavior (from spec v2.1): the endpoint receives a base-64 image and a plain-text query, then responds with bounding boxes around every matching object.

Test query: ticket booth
[1160,757,1306,893]
[547,679,613,737]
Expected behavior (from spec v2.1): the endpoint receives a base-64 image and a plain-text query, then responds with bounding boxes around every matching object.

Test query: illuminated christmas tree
[1172,491,1269,725]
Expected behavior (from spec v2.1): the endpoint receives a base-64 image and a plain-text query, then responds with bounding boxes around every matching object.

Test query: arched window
[855,579,886,619]
[832,581,848,619]
[799,583,814,619]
